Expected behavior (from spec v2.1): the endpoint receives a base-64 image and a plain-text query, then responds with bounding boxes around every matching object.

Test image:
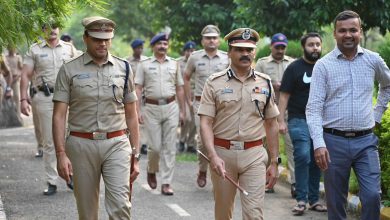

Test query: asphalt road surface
[0,123,358,220]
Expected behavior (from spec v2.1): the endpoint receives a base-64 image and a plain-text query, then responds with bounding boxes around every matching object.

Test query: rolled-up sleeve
[198,79,216,117]
[53,64,70,103]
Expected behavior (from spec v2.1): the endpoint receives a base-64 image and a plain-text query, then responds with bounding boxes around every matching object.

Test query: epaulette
[258,56,268,61]
[209,70,227,81]
[253,70,271,81]
[191,49,204,55]
[140,57,152,63]
[112,54,127,62]
[64,52,84,64]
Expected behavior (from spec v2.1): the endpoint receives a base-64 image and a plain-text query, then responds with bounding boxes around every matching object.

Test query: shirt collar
[83,52,114,65]
[151,55,169,63]
[268,54,289,63]
[334,45,364,59]
[39,39,63,48]
[201,49,222,58]
[226,67,256,81]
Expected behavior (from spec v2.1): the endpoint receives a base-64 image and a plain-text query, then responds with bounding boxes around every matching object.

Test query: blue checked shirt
[306,46,390,149]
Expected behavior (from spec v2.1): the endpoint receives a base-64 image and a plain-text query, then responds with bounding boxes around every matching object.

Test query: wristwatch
[134,153,141,161]
[270,157,281,165]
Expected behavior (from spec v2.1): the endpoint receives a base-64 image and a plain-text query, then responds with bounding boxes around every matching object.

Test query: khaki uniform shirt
[185,49,229,96]
[135,56,183,99]
[128,55,147,76]
[24,40,76,87]
[53,52,137,132]
[198,68,279,141]
[255,55,295,82]
[5,54,23,77]
[177,56,195,91]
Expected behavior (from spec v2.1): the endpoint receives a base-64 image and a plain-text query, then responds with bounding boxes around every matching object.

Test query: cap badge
[242,29,251,40]
[278,35,285,40]
[101,24,108,31]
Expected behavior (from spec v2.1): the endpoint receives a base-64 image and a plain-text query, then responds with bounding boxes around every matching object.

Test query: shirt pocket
[250,93,267,117]
[110,77,125,102]
[217,92,241,114]
[72,78,95,100]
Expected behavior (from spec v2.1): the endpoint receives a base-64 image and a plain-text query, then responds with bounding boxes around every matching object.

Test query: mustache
[240,56,251,61]
[158,48,167,51]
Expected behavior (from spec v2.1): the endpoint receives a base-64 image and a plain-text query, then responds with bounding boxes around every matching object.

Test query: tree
[139,0,240,50]
[234,0,390,39]
[0,0,106,49]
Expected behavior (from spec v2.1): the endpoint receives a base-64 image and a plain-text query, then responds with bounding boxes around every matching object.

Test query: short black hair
[300,32,322,47]
[333,10,361,28]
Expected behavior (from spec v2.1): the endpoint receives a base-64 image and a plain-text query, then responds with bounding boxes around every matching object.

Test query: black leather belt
[37,86,54,93]
[323,128,373,138]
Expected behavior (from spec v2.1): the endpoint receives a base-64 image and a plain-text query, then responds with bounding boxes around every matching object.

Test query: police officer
[198,28,280,220]
[255,33,296,195]
[135,33,185,195]
[20,22,76,195]
[0,54,11,105]
[177,41,197,152]
[53,16,140,219]
[183,24,229,188]
[128,38,148,154]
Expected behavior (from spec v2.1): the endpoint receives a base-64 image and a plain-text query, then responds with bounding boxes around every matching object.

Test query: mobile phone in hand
[67,175,74,190]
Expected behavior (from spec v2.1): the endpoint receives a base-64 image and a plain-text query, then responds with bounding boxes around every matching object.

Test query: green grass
[176,153,197,162]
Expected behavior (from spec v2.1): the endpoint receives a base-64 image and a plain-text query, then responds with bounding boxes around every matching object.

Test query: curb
[278,166,390,220]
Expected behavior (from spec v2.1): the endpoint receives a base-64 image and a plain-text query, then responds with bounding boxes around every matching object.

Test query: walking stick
[197,150,249,196]
[129,153,135,202]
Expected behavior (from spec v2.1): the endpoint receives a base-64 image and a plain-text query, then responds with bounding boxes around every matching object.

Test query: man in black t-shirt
[278,32,327,216]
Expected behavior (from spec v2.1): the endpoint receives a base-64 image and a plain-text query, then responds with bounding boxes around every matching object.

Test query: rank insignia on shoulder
[222,88,233,94]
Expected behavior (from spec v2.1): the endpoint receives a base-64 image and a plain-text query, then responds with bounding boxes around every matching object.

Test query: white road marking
[0,195,7,220]
[141,184,160,195]
[166,203,191,217]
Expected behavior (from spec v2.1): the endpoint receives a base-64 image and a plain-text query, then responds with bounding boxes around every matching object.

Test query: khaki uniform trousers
[31,95,44,151]
[284,114,295,184]
[31,92,58,185]
[211,146,268,220]
[193,100,208,172]
[66,134,132,220]
[139,99,148,146]
[145,101,179,184]
[11,78,21,117]
[179,102,196,147]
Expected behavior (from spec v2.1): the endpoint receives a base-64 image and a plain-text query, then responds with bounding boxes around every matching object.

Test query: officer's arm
[135,84,143,117]
[20,64,34,101]
[183,69,193,105]
[176,85,186,114]
[277,92,289,121]
[53,101,69,156]
[124,102,140,155]
[200,115,216,157]
[264,117,279,161]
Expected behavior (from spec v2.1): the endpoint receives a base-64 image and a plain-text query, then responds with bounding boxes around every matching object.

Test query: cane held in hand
[197,150,249,196]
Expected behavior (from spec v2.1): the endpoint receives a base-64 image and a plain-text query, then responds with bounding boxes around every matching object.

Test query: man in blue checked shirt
[306,10,390,220]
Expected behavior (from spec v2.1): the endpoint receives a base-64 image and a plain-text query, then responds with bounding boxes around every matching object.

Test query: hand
[265,163,278,189]
[5,88,13,98]
[314,147,331,171]
[179,111,185,126]
[209,154,226,179]
[56,152,73,183]
[138,113,144,124]
[278,120,288,134]
[21,99,31,116]
[130,160,140,184]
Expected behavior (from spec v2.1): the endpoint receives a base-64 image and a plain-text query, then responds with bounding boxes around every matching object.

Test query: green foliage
[375,109,390,203]
[348,170,359,194]
[0,0,107,47]
[234,0,390,40]
[176,152,197,162]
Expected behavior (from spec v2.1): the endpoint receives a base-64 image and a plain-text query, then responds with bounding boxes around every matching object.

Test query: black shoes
[140,144,147,155]
[291,183,296,198]
[35,150,43,158]
[186,146,196,153]
[178,142,185,152]
[43,183,57,196]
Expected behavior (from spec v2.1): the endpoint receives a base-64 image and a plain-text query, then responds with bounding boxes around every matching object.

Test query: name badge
[77,73,90,79]
[222,88,233,94]
[40,54,48,57]
[261,88,269,96]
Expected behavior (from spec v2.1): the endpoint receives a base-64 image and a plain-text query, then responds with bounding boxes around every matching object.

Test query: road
[0,122,357,219]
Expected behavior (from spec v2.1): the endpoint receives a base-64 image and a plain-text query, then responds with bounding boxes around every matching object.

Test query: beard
[304,49,321,62]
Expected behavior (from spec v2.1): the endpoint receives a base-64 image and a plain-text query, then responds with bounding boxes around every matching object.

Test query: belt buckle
[345,132,356,137]
[92,132,107,140]
[158,99,167,105]
[230,141,244,150]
